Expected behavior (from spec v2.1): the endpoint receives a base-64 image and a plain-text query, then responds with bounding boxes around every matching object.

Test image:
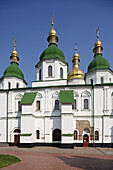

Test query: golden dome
[68,67,84,80]
[49,28,57,36]
[47,13,58,45]
[11,49,18,57]
[68,42,84,80]
[94,39,101,48]
[10,37,19,64]
[93,27,103,54]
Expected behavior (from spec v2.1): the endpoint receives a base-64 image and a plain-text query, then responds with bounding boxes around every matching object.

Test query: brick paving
[0,147,113,170]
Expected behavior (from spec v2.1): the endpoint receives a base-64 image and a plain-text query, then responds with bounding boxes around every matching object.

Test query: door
[83,134,89,147]
[14,135,20,146]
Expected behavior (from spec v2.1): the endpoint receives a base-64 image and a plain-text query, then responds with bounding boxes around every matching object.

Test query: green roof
[4,62,24,80]
[59,90,74,103]
[20,92,37,104]
[88,54,110,72]
[40,44,65,62]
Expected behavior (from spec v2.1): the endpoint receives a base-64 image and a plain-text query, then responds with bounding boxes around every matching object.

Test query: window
[16,83,19,88]
[48,65,52,77]
[110,78,111,83]
[55,100,59,110]
[74,130,78,140]
[91,79,93,85]
[60,68,63,79]
[18,101,22,112]
[84,99,89,109]
[53,129,61,141]
[72,99,77,109]
[95,131,99,140]
[8,82,11,89]
[101,77,104,84]
[36,101,40,110]
[39,69,41,80]
[36,130,40,139]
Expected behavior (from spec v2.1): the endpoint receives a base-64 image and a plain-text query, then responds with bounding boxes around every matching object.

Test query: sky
[0,0,113,86]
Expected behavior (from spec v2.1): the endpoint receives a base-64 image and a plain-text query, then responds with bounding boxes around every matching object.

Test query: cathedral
[0,16,113,148]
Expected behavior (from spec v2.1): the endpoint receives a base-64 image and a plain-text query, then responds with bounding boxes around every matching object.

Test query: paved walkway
[0,147,113,169]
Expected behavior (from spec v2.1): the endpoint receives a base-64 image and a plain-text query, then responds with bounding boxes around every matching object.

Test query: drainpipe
[92,86,95,147]
[6,90,9,143]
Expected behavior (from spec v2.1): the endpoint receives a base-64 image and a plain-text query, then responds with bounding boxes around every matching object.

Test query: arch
[74,91,79,97]
[36,130,40,139]
[74,130,78,140]
[95,130,99,140]
[81,90,91,97]
[16,83,19,88]
[36,100,40,110]
[39,69,41,80]
[53,129,61,141]
[55,100,59,110]
[84,99,89,109]
[52,91,59,99]
[101,77,104,84]
[48,65,52,77]
[72,99,77,109]
[60,67,63,79]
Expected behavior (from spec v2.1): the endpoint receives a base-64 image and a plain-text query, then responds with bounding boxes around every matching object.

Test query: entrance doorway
[83,134,89,147]
[53,129,61,141]
[14,129,20,146]
[14,135,20,146]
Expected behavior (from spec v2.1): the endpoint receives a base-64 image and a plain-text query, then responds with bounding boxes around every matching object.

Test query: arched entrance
[83,134,89,147]
[53,129,61,142]
[14,129,21,146]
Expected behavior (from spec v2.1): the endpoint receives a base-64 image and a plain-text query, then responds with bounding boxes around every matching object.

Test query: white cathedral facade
[0,19,113,148]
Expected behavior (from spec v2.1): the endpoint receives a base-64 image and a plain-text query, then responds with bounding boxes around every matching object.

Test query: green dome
[4,62,24,80]
[88,54,110,72]
[40,44,65,62]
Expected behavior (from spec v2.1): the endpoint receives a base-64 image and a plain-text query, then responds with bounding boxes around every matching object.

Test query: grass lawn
[0,154,21,168]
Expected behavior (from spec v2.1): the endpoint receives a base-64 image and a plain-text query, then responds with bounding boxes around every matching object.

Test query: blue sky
[0,0,113,86]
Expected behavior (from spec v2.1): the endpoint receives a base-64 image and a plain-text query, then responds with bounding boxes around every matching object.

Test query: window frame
[84,99,89,109]
[95,130,99,141]
[60,67,63,79]
[55,100,59,110]
[72,99,77,109]
[36,130,40,139]
[36,100,40,111]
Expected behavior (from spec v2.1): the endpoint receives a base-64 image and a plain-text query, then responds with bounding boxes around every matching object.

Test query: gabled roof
[20,92,37,104]
[59,90,74,103]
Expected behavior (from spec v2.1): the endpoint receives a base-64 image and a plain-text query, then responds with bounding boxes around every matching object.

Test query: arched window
[110,78,111,83]
[16,83,19,88]
[18,101,22,112]
[74,130,78,140]
[48,65,52,77]
[36,130,40,139]
[101,77,104,84]
[39,69,41,80]
[53,129,61,141]
[8,82,11,89]
[55,100,59,110]
[36,101,40,110]
[72,99,77,109]
[95,131,99,140]
[84,99,89,109]
[60,68,63,79]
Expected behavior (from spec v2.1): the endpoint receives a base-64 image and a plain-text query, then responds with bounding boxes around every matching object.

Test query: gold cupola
[93,26,103,55]
[10,37,19,64]
[47,13,58,46]
[68,42,84,80]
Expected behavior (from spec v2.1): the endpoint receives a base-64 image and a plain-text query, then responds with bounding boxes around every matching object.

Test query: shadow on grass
[56,155,113,170]
[0,154,21,168]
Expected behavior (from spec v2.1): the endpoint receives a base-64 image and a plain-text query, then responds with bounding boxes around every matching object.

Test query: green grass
[0,154,21,168]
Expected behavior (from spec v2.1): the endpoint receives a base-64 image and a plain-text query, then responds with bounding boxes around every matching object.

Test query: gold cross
[13,37,16,49]
[52,13,54,28]
[75,41,77,52]
[96,26,99,39]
